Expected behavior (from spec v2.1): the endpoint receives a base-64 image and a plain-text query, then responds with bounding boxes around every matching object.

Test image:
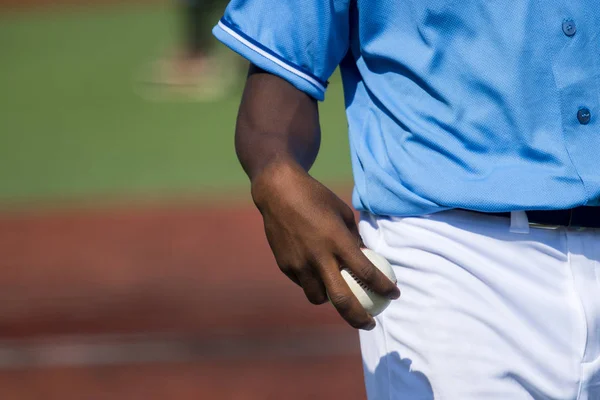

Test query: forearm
[235,65,321,184]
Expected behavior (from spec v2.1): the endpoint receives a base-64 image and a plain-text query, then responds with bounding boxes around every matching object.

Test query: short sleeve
[212,0,352,101]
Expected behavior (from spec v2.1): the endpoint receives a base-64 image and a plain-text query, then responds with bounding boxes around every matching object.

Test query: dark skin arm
[236,64,400,330]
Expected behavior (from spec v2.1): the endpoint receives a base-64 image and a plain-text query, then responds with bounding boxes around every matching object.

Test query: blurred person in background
[213,1,600,399]
[142,0,229,100]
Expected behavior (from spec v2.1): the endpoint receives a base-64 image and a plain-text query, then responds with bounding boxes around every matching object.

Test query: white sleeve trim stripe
[217,21,326,93]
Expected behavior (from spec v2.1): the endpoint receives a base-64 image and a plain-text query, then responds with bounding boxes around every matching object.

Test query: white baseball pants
[358,210,600,399]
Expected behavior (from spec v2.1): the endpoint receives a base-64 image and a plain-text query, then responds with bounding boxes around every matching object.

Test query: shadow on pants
[364,352,434,400]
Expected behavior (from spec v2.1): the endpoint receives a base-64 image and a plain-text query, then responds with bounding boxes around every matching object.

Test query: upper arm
[236,64,321,171]
[239,64,319,129]
[213,0,352,101]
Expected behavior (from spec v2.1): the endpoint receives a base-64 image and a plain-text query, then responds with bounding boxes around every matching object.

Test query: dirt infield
[0,197,365,398]
[0,356,366,399]
[0,201,351,337]
[0,330,365,399]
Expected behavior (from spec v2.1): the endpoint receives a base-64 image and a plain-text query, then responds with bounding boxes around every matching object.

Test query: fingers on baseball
[319,257,376,330]
[337,238,400,300]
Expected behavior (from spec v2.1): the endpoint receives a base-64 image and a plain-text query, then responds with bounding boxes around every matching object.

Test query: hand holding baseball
[251,161,401,330]
[337,248,397,316]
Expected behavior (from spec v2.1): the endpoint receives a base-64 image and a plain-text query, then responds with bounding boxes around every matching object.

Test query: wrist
[250,158,304,210]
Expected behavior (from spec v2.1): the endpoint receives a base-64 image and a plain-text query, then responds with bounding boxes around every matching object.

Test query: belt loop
[510,211,530,234]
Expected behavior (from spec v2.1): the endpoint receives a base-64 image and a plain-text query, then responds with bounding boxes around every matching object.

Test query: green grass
[0,4,352,205]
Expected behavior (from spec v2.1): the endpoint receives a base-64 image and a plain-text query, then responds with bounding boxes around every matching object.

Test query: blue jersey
[213,1,600,217]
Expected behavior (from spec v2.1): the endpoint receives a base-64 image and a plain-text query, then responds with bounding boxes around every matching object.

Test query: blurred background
[0,0,364,398]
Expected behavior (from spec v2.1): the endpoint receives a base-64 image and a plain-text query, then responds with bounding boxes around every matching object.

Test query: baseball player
[213,1,600,398]
[144,0,227,94]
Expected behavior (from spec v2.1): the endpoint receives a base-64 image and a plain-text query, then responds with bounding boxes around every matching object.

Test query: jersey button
[577,107,591,125]
[562,19,576,37]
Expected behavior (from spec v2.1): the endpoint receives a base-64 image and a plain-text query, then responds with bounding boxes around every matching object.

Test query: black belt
[468,206,600,229]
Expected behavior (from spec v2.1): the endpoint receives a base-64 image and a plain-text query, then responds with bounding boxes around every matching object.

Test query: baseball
[341,248,397,316]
